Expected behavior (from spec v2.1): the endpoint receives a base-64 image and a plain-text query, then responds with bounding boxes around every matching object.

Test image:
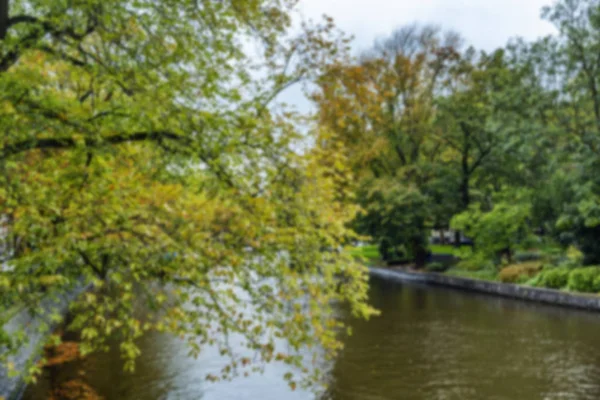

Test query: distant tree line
[313,0,600,267]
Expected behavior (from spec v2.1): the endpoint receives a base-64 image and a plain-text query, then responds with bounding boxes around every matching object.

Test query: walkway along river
[21,273,600,400]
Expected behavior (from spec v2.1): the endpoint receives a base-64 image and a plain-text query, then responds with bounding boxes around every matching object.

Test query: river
[21,274,600,399]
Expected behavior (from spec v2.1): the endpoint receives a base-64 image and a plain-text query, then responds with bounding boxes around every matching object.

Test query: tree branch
[0,29,40,72]
[468,146,492,175]
[1,10,98,71]
[6,14,38,28]
[77,249,103,278]
[1,131,187,159]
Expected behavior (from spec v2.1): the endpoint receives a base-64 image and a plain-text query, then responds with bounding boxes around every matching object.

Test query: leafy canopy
[0,0,375,388]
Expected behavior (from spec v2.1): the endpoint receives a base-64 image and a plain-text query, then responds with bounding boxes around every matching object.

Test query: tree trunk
[412,239,428,269]
[379,239,391,262]
[455,166,471,248]
[461,176,470,210]
[414,247,427,269]
[0,0,8,40]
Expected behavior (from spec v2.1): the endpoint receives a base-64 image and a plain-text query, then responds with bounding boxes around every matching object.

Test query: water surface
[23,275,600,399]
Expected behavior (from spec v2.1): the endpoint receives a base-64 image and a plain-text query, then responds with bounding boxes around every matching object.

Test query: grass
[430,244,455,254]
[445,268,499,281]
[348,245,381,262]
[429,244,469,256]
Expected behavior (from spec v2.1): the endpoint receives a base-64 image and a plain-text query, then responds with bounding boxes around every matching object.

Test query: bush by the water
[567,267,600,293]
[426,262,447,272]
[537,268,570,289]
[456,252,495,271]
[499,262,542,283]
[564,245,585,267]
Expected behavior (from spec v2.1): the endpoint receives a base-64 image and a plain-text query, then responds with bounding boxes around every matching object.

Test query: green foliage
[0,0,376,388]
[537,268,570,289]
[445,268,498,281]
[322,0,600,287]
[565,245,585,267]
[15,0,600,389]
[535,0,600,265]
[425,262,448,272]
[455,246,475,260]
[348,245,381,263]
[455,252,494,271]
[356,179,430,265]
[567,267,600,293]
[524,274,542,287]
[498,262,542,284]
[451,191,533,261]
[314,25,467,267]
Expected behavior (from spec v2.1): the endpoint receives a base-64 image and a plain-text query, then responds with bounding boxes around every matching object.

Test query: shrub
[541,245,584,268]
[499,262,542,284]
[456,252,495,271]
[450,192,533,261]
[567,267,600,293]
[524,274,542,287]
[544,255,568,267]
[565,245,584,267]
[537,268,570,289]
[594,275,600,292]
[426,262,447,272]
[455,246,474,259]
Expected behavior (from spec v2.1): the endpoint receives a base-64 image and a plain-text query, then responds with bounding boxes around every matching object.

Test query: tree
[313,24,463,267]
[435,47,548,218]
[356,178,430,264]
[526,0,600,263]
[451,189,534,263]
[0,0,375,388]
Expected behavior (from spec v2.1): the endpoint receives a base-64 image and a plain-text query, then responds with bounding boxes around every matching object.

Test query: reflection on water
[23,275,600,400]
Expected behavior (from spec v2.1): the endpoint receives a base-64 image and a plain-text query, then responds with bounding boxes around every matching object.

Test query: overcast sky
[282,0,559,112]
[298,0,558,53]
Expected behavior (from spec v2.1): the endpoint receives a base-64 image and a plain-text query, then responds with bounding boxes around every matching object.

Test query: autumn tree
[0,0,375,388]
[313,24,462,266]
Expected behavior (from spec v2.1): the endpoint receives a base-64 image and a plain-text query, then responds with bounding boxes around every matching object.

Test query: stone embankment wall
[370,267,600,311]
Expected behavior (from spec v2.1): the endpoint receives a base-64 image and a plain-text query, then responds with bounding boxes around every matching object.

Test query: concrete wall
[370,267,600,311]
[0,286,87,400]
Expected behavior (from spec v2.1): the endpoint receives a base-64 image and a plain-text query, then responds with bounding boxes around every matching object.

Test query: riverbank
[370,267,600,311]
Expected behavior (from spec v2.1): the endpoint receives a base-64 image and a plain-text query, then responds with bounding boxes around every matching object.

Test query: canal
[22,274,600,399]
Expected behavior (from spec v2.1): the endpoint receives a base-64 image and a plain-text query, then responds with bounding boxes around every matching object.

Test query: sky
[297,0,558,53]
[281,0,559,112]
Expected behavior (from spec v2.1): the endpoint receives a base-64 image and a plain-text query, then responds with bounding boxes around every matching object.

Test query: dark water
[22,275,600,400]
